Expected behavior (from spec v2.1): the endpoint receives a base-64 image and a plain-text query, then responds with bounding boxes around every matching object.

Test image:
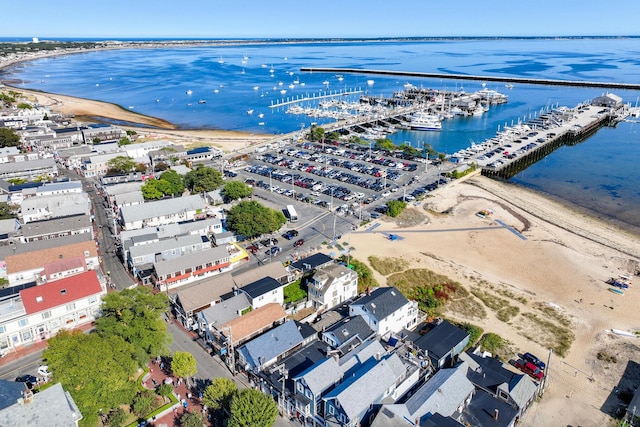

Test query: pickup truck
[514,360,544,380]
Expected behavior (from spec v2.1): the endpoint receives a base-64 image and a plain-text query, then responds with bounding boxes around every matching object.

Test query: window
[66,303,76,311]
[42,311,52,320]
[19,319,28,327]
[0,325,5,334]
[88,296,98,304]
[328,405,334,415]
[296,382,303,393]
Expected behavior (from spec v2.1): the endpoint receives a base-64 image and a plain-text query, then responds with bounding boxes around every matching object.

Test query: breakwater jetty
[300,67,640,90]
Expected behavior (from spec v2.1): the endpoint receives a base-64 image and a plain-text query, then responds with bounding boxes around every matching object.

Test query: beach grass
[368,256,409,276]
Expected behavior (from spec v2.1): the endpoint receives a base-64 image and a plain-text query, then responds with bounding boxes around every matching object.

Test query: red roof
[20,270,103,314]
[193,262,230,276]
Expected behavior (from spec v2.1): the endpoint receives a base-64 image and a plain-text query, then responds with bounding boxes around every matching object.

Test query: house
[171,272,236,330]
[20,214,93,243]
[0,379,28,410]
[460,351,538,420]
[118,194,206,230]
[120,139,174,159]
[592,93,623,109]
[35,180,83,197]
[349,287,418,338]
[127,233,210,277]
[82,123,126,144]
[80,152,123,178]
[0,270,105,351]
[290,252,334,275]
[373,362,475,426]
[456,388,518,427]
[292,339,387,424]
[321,315,374,350]
[0,382,83,426]
[322,352,418,427]
[219,303,286,347]
[413,320,470,369]
[4,239,99,286]
[232,262,293,288]
[20,193,91,223]
[154,246,231,291]
[114,191,144,208]
[237,320,316,372]
[0,158,58,181]
[308,263,358,311]
[197,293,252,344]
[239,276,286,309]
[0,218,21,242]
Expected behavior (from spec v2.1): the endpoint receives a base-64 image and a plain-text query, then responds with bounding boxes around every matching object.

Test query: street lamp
[269,170,273,192]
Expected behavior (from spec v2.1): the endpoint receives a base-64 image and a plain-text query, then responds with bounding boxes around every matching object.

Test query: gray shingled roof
[240,277,283,299]
[173,272,236,313]
[324,315,374,347]
[350,287,409,321]
[239,320,305,370]
[119,194,205,224]
[0,382,83,426]
[0,233,91,260]
[154,246,229,277]
[199,293,251,326]
[21,214,92,238]
[414,320,469,359]
[128,233,205,259]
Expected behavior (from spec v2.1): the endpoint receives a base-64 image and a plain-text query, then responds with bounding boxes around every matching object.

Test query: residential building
[82,123,126,144]
[0,270,106,352]
[232,262,293,288]
[239,277,285,309]
[20,193,91,224]
[4,239,99,286]
[171,272,236,329]
[217,303,286,348]
[237,320,316,372]
[118,194,206,230]
[321,315,374,350]
[290,252,334,275]
[349,287,418,338]
[0,382,83,426]
[20,214,93,243]
[413,320,470,369]
[127,233,210,277]
[154,246,231,291]
[79,152,122,178]
[308,263,358,311]
[0,158,58,181]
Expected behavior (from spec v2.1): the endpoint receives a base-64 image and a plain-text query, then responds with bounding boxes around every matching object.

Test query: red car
[247,245,259,254]
[514,360,544,380]
[293,239,305,248]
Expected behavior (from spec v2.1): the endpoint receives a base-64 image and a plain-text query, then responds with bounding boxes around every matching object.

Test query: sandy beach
[349,175,640,426]
[4,52,640,425]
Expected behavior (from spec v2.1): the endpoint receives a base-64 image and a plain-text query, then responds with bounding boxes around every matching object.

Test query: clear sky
[3,0,639,39]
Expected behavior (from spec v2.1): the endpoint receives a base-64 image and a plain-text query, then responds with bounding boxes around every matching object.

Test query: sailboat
[218,56,224,64]
[241,53,249,64]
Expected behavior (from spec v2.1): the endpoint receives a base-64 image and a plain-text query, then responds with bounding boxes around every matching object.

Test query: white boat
[505,83,514,89]
[261,63,267,68]
[322,80,330,85]
[367,79,375,86]
[247,109,254,115]
[218,57,224,64]
[269,65,275,73]
[280,89,287,95]
[409,112,442,131]
[288,84,295,89]
[336,75,344,81]
[186,90,193,95]
[258,122,265,126]
[253,86,260,91]
[198,99,206,104]
[241,53,249,64]
[213,89,219,93]
[258,113,264,118]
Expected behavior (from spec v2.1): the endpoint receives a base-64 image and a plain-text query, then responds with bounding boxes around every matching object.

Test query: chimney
[414,418,420,427]
[493,409,499,421]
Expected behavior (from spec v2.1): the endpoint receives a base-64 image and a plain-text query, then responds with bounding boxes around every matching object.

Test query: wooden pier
[269,88,364,109]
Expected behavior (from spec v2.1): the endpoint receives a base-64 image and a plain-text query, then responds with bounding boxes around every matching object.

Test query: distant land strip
[300,67,640,90]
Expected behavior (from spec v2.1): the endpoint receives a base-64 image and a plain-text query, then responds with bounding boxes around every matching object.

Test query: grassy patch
[284,279,307,304]
[340,256,379,294]
[445,296,487,321]
[518,312,574,357]
[368,256,409,276]
[471,287,520,323]
[454,321,484,350]
[597,351,618,363]
[496,306,520,322]
[478,333,516,361]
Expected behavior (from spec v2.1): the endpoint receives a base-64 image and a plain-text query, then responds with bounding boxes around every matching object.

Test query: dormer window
[36,296,43,303]
[60,289,67,295]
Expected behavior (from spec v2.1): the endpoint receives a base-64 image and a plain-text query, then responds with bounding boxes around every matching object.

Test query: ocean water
[2,38,640,231]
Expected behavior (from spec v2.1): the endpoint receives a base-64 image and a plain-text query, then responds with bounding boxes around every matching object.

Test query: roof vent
[391,290,396,296]
[36,296,43,303]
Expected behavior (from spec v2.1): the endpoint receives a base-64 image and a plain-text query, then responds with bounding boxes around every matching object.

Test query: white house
[348,287,418,338]
[118,195,206,230]
[308,263,358,310]
[0,270,106,352]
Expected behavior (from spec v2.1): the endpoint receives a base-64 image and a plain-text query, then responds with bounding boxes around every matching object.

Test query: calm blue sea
[2,38,640,232]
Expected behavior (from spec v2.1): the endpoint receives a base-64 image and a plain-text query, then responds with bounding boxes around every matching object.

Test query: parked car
[514,360,544,380]
[265,246,280,256]
[246,245,259,254]
[523,352,546,370]
[15,374,37,385]
[37,365,52,378]
[293,239,305,248]
[283,230,299,240]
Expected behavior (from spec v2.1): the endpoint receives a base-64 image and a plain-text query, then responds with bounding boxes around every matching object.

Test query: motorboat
[198,99,206,104]
[186,89,193,95]
[410,112,442,131]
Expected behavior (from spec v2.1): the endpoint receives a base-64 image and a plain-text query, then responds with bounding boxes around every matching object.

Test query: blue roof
[186,146,211,155]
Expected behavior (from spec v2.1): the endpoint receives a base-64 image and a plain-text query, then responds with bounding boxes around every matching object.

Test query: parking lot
[231,138,458,220]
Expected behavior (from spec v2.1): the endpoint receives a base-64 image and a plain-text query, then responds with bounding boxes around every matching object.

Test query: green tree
[132,390,155,417]
[307,125,325,141]
[16,102,32,109]
[203,377,237,411]
[106,156,139,176]
[221,180,253,202]
[107,407,128,427]
[0,127,21,147]
[228,388,278,427]
[374,138,396,151]
[171,351,197,385]
[339,255,379,294]
[43,330,138,427]
[184,165,223,193]
[141,179,164,200]
[159,170,185,195]
[157,382,173,404]
[118,137,131,146]
[181,411,207,427]
[94,287,171,364]
[0,202,17,219]
[386,200,407,217]
[225,200,286,238]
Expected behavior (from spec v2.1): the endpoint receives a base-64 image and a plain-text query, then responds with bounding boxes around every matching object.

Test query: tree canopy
[141,170,185,200]
[386,200,407,217]
[171,351,197,381]
[203,377,237,411]
[0,127,21,147]
[184,165,223,193]
[0,202,17,220]
[105,156,146,176]
[225,200,286,238]
[43,330,138,427]
[94,287,171,364]
[307,125,325,142]
[228,388,278,427]
[221,180,253,203]
[181,411,207,427]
